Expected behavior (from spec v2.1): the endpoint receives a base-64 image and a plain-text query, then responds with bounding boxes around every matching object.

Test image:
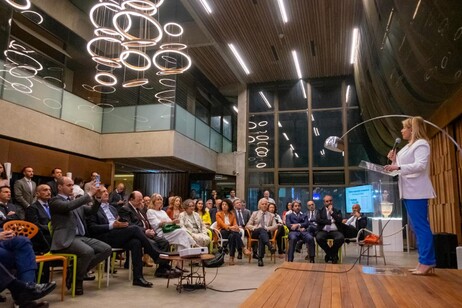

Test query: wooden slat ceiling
[184,0,363,89]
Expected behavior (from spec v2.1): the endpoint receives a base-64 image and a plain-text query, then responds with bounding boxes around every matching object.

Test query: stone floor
[2,246,418,307]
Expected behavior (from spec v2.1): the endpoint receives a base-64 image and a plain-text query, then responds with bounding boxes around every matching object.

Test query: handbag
[363,233,381,244]
[162,224,181,233]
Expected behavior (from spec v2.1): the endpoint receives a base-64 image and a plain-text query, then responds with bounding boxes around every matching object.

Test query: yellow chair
[245,228,278,263]
[3,220,68,301]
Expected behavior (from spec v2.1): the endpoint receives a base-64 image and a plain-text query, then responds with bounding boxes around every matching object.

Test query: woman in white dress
[146,193,196,250]
[178,199,211,249]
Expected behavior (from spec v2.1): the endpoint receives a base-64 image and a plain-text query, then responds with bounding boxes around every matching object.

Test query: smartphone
[95,174,100,188]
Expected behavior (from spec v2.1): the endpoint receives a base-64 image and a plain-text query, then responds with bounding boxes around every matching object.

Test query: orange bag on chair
[363,234,381,244]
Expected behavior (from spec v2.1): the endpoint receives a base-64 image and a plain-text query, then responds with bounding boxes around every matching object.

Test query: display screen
[345,184,374,213]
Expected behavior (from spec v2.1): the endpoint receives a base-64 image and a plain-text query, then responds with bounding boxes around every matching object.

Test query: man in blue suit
[286,200,315,263]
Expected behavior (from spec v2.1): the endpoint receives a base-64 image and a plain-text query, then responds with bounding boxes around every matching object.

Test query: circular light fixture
[159,78,176,87]
[9,65,36,79]
[93,103,115,113]
[87,36,122,57]
[122,78,149,87]
[153,49,191,74]
[92,84,116,94]
[92,56,123,69]
[155,89,175,100]
[121,0,158,15]
[82,84,95,91]
[159,43,187,50]
[43,98,62,109]
[113,10,163,44]
[43,76,66,90]
[90,2,122,29]
[120,49,151,71]
[12,82,32,94]
[94,28,125,40]
[21,10,43,24]
[163,22,183,37]
[5,0,31,10]
[95,72,117,86]
[256,163,267,169]
[4,49,43,71]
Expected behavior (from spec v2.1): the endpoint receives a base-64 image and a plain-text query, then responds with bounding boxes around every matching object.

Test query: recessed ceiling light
[290,144,294,150]
[277,0,288,23]
[350,28,359,64]
[283,133,289,141]
[199,0,212,14]
[259,91,272,108]
[278,121,282,128]
[294,152,299,158]
[233,105,238,113]
[292,50,302,79]
[299,79,306,99]
[346,85,350,103]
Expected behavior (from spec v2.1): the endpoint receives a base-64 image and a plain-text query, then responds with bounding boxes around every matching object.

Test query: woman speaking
[384,116,436,275]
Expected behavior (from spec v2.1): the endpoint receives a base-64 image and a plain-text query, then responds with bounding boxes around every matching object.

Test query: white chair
[210,222,228,250]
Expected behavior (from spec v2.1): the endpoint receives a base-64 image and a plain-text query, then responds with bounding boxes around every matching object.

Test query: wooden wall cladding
[429,122,462,243]
[0,137,112,184]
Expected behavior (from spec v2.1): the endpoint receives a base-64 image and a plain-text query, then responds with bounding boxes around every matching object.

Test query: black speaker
[433,232,458,269]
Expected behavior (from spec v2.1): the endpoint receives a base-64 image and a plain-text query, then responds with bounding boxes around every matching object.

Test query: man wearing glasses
[315,195,344,264]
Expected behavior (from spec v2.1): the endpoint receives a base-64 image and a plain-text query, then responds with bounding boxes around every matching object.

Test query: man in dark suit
[87,187,163,287]
[49,176,111,295]
[341,203,368,239]
[108,183,125,210]
[286,200,315,263]
[315,195,344,264]
[13,166,36,220]
[25,184,52,254]
[46,168,62,197]
[0,186,21,228]
[118,191,179,278]
[234,199,250,228]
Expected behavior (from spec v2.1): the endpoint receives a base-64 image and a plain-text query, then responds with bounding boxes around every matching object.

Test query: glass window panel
[349,169,367,185]
[345,83,358,107]
[249,87,274,113]
[278,81,307,111]
[278,172,309,185]
[222,138,232,153]
[135,104,172,131]
[62,91,102,132]
[102,106,135,133]
[312,187,346,213]
[248,114,274,169]
[311,79,342,109]
[210,129,222,152]
[279,112,308,167]
[312,110,344,167]
[211,115,221,132]
[313,171,345,185]
[246,188,261,212]
[223,115,232,139]
[278,187,310,212]
[195,119,210,147]
[195,99,209,124]
[248,172,274,185]
[175,105,195,139]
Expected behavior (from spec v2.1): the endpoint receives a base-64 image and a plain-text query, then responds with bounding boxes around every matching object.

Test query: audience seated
[286,200,315,263]
[0,163,9,187]
[118,191,180,278]
[0,186,21,228]
[178,199,211,248]
[233,199,250,229]
[215,199,250,265]
[108,183,125,210]
[315,195,344,264]
[245,198,277,267]
[25,184,52,254]
[166,196,183,220]
[195,199,211,227]
[281,202,292,225]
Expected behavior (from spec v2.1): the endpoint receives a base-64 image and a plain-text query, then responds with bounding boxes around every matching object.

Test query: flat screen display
[345,184,374,213]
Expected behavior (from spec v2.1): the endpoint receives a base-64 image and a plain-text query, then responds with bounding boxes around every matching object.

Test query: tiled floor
[2,247,419,307]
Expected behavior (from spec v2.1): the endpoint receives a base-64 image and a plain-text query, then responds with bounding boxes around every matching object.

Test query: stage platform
[240,262,462,307]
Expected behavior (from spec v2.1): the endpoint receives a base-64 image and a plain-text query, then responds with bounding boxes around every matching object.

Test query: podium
[371,218,404,253]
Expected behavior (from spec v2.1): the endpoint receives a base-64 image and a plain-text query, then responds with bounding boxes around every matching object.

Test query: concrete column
[235,84,247,199]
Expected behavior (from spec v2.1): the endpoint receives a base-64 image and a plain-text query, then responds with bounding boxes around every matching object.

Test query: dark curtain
[133,172,188,199]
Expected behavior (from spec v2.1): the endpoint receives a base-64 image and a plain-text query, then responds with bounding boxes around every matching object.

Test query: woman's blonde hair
[402,116,429,144]
[149,193,163,210]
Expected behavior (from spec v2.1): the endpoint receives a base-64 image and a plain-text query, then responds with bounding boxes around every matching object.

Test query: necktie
[43,203,50,218]
[27,180,33,193]
[238,210,244,226]
[136,208,151,229]
[73,210,86,235]
[261,212,266,228]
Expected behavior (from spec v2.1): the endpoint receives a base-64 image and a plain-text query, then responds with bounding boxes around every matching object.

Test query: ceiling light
[278,121,282,128]
[290,144,294,150]
[223,118,229,124]
[283,133,289,141]
[199,0,212,14]
[299,79,306,99]
[277,0,288,23]
[346,85,350,103]
[294,153,299,158]
[350,28,359,64]
[313,127,320,136]
[292,50,302,79]
[229,43,250,75]
[311,114,315,121]
[5,0,31,10]
[233,105,238,113]
[259,91,272,108]
[412,0,421,20]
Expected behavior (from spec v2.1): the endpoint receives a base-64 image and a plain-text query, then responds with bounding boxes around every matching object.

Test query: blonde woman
[384,116,436,275]
[166,196,182,220]
[146,193,196,250]
[178,199,211,248]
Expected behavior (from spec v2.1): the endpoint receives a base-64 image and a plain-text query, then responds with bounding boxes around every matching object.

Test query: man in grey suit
[234,199,250,228]
[49,176,111,295]
[13,166,36,219]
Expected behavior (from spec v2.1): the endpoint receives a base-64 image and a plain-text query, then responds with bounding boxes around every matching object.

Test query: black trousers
[315,230,344,258]
[220,230,244,257]
[251,228,271,259]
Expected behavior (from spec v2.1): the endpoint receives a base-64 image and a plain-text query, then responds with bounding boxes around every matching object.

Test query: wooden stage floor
[240,262,462,308]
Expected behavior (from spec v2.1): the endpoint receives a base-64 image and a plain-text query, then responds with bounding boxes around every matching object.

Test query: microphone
[391,137,401,152]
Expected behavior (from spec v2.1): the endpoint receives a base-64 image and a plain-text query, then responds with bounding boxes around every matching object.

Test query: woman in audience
[166,196,183,220]
[268,202,286,257]
[282,202,293,224]
[216,199,250,265]
[178,199,211,249]
[0,163,9,186]
[195,199,211,227]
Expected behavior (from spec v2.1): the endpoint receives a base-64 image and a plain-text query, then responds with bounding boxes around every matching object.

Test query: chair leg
[71,256,77,298]
[60,259,67,301]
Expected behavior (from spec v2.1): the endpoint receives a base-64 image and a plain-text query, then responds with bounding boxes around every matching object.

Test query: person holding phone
[384,116,436,275]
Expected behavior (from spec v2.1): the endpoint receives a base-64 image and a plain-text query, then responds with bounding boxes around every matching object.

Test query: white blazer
[396,139,436,199]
